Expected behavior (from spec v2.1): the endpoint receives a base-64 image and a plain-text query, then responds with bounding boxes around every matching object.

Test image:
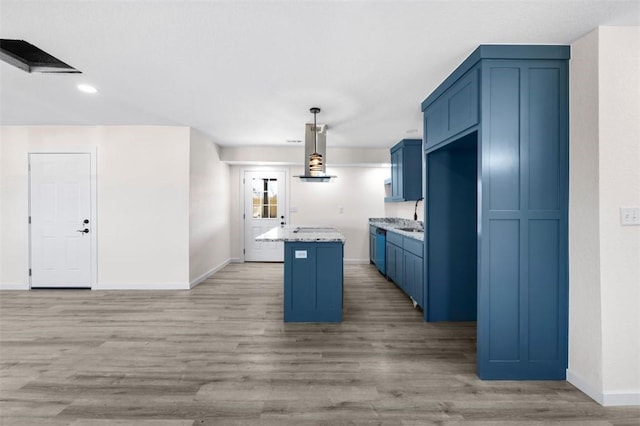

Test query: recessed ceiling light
[77,84,97,94]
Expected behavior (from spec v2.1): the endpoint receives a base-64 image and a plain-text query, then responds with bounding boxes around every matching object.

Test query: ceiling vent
[0,39,80,73]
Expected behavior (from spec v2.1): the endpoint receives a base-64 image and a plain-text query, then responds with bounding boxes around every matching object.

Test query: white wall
[1,126,104,288]
[229,164,389,262]
[597,26,640,403]
[568,26,640,406]
[189,129,231,286]
[0,126,191,289]
[288,166,388,262]
[568,27,604,400]
[384,200,424,222]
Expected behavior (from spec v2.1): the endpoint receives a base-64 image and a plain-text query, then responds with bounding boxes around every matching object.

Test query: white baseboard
[344,258,370,265]
[189,259,230,288]
[93,281,190,290]
[229,257,243,263]
[602,392,640,406]
[0,282,29,290]
[567,369,640,406]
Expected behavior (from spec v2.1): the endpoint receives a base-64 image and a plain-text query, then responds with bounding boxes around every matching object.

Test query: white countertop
[369,218,424,241]
[256,226,346,243]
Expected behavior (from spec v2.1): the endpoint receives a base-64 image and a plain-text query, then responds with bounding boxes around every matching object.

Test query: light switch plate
[620,207,640,225]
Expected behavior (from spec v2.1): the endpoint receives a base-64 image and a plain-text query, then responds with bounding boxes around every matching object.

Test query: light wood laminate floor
[1,263,638,425]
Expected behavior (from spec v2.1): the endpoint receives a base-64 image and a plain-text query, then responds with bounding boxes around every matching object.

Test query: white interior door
[29,153,93,288]
[244,170,286,262]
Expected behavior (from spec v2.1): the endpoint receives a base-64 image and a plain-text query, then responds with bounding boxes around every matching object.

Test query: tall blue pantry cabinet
[421,45,570,380]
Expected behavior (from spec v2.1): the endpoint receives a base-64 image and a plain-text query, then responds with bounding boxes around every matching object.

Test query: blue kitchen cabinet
[284,241,343,322]
[369,225,376,264]
[403,236,424,308]
[386,230,423,308]
[421,45,570,380]
[386,139,422,202]
[386,231,404,289]
[403,251,423,308]
[424,68,479,151]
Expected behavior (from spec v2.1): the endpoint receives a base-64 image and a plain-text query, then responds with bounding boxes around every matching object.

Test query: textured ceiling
[1,1,638,148]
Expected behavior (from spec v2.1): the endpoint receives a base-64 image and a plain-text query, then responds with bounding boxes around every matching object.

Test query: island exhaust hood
[295,107,336,182]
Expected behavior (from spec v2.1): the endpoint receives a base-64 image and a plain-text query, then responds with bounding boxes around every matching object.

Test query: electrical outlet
[289,206,298,213]
[339,207,344,214]
[620,207,640,225]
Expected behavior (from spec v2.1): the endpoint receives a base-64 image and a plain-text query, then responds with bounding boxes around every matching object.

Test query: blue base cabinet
[369,226,376,264]
[421,45,570,380]
[386,231,423,308]
[403,237,423,307]
[284,242,343,322]
[385,231,404,288]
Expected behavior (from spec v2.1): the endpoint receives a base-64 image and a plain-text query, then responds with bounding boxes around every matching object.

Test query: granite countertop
[368,217,424,241]
[256,225,346,243]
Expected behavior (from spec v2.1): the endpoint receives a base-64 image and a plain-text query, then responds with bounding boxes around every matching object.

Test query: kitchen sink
[397,227,424,233]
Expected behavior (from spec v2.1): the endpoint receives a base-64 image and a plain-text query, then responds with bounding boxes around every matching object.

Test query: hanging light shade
[309,152,323,175]
[308,107,323,176]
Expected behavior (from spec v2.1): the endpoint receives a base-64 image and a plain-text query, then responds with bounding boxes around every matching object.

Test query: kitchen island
[256,226,346,322]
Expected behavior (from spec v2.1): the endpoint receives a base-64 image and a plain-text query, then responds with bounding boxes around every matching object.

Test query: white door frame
[239,167,289,262]
[28,149,98,289]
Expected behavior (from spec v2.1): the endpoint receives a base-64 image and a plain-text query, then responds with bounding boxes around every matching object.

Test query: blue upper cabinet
[386,139,422,202]
[421,45,570,380]
[424,68,479,150]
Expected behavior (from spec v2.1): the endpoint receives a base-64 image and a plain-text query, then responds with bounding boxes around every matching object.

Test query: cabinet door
[424,68,479,151]
[448,68,479,137]
[404,251,423,308]
[390,150,402,199]
[394,245,404,290]
[403,251,414,297]
[386,242,395,281]
[425,99,447,150]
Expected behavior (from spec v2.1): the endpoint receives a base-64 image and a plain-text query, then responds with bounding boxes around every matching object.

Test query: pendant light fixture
[308,107,323,176]
[294,106,336,182]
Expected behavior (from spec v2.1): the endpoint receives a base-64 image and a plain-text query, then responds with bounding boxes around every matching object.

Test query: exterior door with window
[244,171,286,262]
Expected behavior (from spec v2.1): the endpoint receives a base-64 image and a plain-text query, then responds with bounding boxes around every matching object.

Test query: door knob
[76,229,89,233]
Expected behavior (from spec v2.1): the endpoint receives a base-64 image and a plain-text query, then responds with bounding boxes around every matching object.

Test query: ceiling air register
[295,107,336,182]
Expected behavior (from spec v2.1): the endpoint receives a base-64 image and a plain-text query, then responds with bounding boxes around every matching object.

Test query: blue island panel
[284,241,343,322]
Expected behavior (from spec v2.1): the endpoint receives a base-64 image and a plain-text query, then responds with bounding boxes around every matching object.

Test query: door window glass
[252,178,278,218]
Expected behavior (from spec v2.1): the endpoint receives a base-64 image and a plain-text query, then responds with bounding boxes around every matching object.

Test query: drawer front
[387,230,403,247]
[403,237,423,257]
